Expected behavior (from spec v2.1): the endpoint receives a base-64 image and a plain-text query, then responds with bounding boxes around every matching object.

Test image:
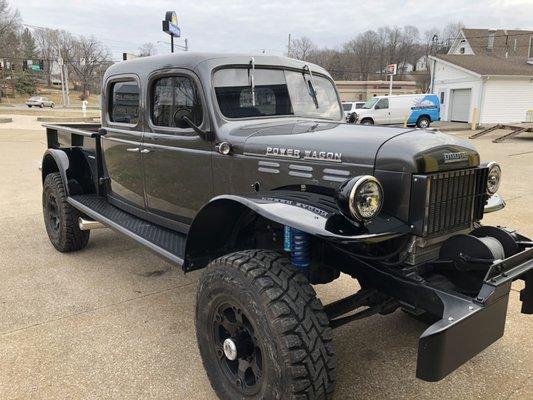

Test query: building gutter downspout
[478,75,488,125]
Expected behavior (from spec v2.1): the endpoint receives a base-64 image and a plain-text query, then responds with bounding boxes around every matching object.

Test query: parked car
[26,96,55,108]
[353,94,440,128]
[342,101,364,120]
[39,53,532,400]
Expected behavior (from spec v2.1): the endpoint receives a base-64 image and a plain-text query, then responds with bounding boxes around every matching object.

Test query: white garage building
[429,28,533,124]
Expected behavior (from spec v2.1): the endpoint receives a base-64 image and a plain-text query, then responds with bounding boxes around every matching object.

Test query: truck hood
[239,120,412,168]
[235,120,478,173]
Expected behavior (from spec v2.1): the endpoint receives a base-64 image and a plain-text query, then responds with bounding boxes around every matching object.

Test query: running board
[67,195,186,266]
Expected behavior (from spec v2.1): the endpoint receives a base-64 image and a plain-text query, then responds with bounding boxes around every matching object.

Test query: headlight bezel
[337,175,384,222]
[486,161,502,195]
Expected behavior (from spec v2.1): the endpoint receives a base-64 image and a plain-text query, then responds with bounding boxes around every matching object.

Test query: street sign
[386,64,397,75]
[162,11,181,38]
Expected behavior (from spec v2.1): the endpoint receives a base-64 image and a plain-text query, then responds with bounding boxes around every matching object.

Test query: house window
[460,47,465,54]
[440,92,445,104]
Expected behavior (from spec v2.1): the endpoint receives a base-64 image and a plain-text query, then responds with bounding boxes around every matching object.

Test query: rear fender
[183,191,410,271]
[41,148,95,195]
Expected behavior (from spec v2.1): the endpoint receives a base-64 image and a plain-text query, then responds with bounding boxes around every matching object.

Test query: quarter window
[151,76,203,129]
[109,81,140,124]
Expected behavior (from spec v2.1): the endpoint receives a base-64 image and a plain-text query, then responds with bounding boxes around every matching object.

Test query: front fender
[183,191,410,271]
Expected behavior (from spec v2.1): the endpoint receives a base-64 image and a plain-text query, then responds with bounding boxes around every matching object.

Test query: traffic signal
[39,60,44,71]
[22,60,28,71]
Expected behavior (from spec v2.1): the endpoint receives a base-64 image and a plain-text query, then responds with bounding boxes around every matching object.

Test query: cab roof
[104,52,331,81]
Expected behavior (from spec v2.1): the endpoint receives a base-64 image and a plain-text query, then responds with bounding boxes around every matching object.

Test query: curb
[36,117,101,123]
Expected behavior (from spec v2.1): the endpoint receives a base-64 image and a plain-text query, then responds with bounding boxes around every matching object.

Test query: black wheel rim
[211,301,264,396]
[46,192,60,233]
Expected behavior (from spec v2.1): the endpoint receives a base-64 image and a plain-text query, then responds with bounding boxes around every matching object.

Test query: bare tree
[138,42,157,57]
[69,36,111,98]
[289,37,316,61]
[0,0,19,40]
[34,28,76,85]
[344,30,380,80]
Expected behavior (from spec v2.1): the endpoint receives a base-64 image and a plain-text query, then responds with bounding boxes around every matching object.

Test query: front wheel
[416,116,431,128]
[43,172,89,252]
[361,118,374,125]
[196,250,336,400]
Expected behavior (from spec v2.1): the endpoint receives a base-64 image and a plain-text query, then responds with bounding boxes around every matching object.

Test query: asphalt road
[0,119,531,399]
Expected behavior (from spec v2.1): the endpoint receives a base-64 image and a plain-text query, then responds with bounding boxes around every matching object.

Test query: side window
[151,76,203,129]
[376,98,389,109]
[109,81,140,124]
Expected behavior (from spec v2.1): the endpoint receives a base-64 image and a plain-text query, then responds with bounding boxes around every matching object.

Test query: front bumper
[417,245,533,381]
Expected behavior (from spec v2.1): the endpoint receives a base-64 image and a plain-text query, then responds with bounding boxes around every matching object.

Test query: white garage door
[450,89,471,122]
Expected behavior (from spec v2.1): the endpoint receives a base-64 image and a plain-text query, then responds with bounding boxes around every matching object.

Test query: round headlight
[486,162,501,195]
[337,176,384,222]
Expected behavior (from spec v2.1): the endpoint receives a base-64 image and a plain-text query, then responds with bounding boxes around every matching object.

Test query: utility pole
[287,33,291,57]
[58,56,66,106]
[64,63,70,107]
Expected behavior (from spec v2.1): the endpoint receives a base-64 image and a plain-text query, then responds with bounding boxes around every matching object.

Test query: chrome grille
[411,168,488,237]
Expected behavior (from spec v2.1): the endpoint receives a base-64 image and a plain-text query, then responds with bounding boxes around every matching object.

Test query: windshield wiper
[303,64,319,109]
[248,57,256,106]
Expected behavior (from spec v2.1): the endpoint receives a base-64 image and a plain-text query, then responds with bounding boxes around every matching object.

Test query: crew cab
[40,53,532,400]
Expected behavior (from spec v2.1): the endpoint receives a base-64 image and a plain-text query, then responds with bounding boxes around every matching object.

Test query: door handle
[126,147,140,152]
[140,149,151,154]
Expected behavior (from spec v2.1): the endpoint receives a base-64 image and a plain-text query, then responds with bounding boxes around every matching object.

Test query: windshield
[342,103,352,111]
[213,68,342,120]
[362,98,379,109]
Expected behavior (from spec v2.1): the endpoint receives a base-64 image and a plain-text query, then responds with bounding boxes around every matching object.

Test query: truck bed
[44,123,101,149]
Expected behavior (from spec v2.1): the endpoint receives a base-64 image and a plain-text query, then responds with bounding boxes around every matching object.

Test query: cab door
[101,76,145,210]
[372,98,390,124]
[141,70,213,228]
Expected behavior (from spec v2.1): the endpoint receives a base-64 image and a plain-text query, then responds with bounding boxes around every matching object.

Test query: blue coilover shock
[284,226,310,277]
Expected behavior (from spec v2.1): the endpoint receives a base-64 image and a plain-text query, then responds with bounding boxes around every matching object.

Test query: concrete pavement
[0,121,531,399]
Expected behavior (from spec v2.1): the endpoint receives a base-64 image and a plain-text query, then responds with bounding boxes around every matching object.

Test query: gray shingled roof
[435,29,533,76]
[436,54,533,76]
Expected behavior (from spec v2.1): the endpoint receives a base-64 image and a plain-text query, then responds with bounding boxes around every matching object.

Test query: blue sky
[10,0,533,60]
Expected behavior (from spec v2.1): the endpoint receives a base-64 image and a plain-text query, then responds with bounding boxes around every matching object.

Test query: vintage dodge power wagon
[41,53,532,400]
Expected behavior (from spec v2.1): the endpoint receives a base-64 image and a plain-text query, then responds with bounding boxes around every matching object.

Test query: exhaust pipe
[78,217,105,231]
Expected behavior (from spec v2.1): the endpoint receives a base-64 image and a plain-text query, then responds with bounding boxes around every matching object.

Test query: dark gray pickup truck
[41,53,532,400]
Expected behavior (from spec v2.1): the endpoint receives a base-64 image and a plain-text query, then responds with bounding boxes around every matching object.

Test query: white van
[341,101,365,120]
[353,94,441,128]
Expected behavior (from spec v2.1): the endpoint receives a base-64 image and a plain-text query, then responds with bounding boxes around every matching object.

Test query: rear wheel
[361,118,374,125]
[43,172,89,252]
[27,105,32,108]
[50,103,55,108]
[416,116,431,128]
[196,250,336,400]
